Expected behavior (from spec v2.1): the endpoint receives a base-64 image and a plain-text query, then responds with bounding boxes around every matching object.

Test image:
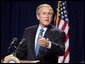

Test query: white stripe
[58,20,65,29]
[58,56,64,63]
[64,23,69,34]
[65,39,69,52]
[64,52,70,63]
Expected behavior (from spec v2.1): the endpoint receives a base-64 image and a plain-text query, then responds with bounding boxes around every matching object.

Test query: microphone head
[12,37,18,42]
[10,37,18,44]
[21,38,26,42]
[19,38,26,45]
[8,37,18,52]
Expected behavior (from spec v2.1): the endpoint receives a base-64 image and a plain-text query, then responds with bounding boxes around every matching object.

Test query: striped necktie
[35,29,44,56]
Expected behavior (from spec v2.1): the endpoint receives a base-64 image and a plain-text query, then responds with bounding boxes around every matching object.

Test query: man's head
[36,4,54,27]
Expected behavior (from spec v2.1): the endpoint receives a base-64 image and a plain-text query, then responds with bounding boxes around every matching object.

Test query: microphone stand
[12,38,26,56]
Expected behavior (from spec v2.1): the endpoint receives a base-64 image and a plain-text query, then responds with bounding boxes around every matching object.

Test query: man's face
[37,6,53,26]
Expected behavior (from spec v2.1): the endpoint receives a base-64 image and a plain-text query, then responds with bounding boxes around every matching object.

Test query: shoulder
[23,25,38,37]
[23,25,38,34]
[51,27,66,37]
[25,25,38,30]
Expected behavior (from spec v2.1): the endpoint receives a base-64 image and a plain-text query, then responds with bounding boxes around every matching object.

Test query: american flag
[55,1,70,63]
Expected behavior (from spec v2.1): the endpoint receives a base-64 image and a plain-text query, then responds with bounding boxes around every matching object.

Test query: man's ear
[36,14,39,20]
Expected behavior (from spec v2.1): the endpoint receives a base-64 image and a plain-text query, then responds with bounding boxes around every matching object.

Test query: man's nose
[45,14,49,18]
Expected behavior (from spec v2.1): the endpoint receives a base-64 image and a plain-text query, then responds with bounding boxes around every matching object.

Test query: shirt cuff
[47,41,52,49]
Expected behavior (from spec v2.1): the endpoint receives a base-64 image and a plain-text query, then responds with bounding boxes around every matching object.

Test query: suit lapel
[44,26,52,39]
[30,25,38,58]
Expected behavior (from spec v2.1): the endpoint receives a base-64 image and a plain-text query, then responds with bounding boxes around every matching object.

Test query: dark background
[1,1,84,63]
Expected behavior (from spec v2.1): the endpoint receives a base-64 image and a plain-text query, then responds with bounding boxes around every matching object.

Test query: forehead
[39,6,52,12]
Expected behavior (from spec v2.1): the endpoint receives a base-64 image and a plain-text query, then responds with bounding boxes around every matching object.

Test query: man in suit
[16,4,65,63]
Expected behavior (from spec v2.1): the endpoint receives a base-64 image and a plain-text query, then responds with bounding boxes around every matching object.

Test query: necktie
[35,29,44,56]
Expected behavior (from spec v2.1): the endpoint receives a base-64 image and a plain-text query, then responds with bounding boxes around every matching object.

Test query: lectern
[1,54,39,63]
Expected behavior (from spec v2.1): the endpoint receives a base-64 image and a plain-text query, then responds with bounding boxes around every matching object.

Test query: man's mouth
[44,19,49,22]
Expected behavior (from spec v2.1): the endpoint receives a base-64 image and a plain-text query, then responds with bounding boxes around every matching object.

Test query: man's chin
[40,23,50,27]
[44,23,50,25]
[43,24,50,27]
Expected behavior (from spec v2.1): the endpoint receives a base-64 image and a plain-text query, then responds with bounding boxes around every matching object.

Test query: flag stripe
[61,22,67,31]
[62,47,70,63]
[65,39,69,52]
[64,53,70,63]
[56,17,60,27]
[65,32,69,42]
[64,23,69,35]
[58,20,64,29]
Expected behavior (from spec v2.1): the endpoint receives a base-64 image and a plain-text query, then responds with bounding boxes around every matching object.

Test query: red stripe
[56,17,60,27]
[61,22,67,31]
[62,47,70,63]
[65,32,69,43]
[58,18,61,27]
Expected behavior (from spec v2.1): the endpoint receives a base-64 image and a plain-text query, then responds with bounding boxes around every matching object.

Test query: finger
[38,39,42,43]
[38,38,45,42]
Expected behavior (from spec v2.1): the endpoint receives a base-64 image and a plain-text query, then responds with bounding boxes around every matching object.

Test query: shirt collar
[38,25,47,32]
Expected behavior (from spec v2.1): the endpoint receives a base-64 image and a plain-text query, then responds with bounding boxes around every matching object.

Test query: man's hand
[38,37,49,47]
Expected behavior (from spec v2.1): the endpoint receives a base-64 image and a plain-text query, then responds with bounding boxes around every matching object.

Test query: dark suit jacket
[16,25,65,63]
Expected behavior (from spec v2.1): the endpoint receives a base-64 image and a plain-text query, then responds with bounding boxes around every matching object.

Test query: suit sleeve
[50,32,66,56]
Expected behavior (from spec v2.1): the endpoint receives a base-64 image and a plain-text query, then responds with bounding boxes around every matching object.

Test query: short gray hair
[36,4,54,15]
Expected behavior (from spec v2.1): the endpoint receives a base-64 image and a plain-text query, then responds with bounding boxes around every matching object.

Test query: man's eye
[48,13,52,15]
[43,13,46,14]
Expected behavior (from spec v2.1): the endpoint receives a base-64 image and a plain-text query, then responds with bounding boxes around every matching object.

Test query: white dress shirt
[35,25,51,50]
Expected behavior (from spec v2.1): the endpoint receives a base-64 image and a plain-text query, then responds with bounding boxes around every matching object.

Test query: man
[16,4,65,63]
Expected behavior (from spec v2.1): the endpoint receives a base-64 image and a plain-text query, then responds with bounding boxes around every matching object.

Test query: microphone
[50,24,55,28]
[8,37,18,51]
[18,38,26,46]
[18,38,26,48]
[13,38,26,56]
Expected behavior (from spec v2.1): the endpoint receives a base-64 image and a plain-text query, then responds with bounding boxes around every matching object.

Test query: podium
[1,60,39,63]
[20,60,39,63]
[1,54,39,63]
